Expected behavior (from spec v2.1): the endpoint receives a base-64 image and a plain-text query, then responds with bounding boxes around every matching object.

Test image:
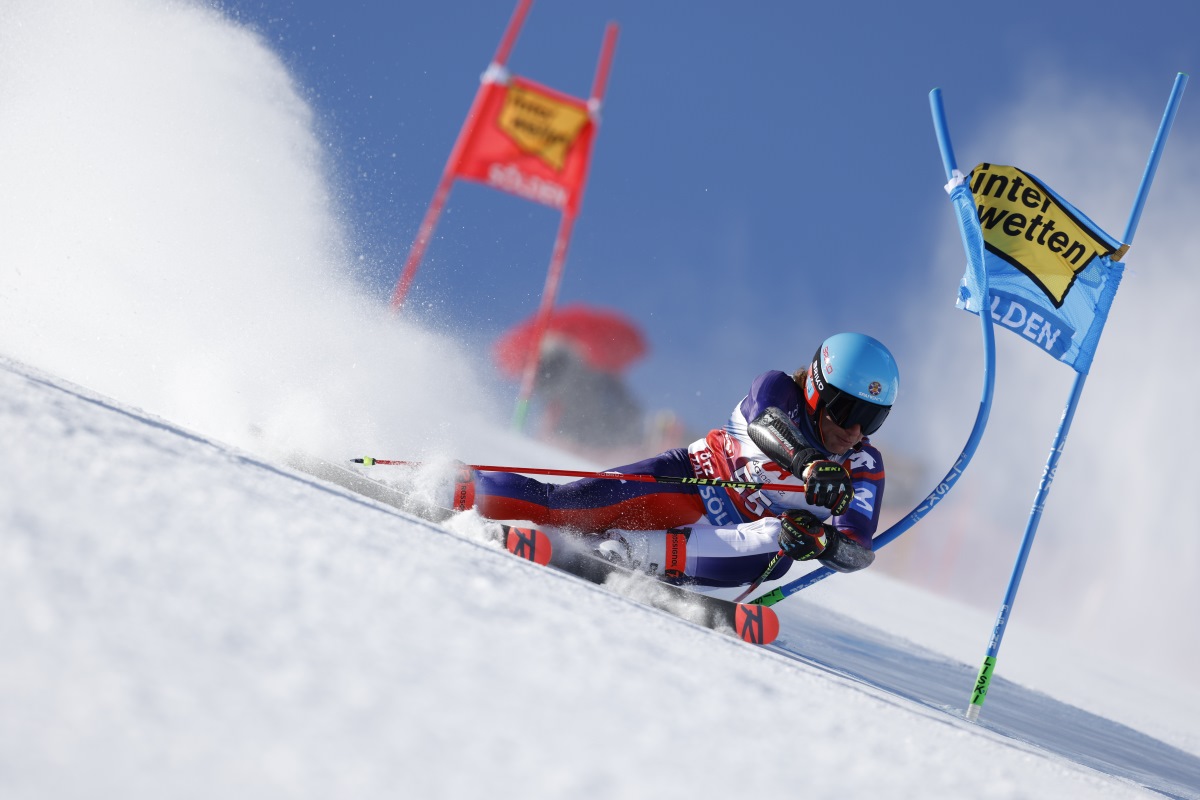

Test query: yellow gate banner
[451,76,596,215]
[956,163,1127,373]
[969,163,1122,307]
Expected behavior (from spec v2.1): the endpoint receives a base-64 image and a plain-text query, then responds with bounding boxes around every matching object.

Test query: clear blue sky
[218,0,1199,433]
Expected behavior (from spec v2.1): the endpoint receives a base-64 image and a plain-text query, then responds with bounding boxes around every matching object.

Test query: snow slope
[4,354,1199,799]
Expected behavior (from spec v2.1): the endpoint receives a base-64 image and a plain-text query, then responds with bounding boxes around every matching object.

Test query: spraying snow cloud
[0,0,504,461]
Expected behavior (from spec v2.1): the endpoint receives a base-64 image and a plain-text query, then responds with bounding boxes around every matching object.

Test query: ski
[285,453,778,645]
[533,530,776,644]
[285,451,552,560]
[496,524,553,566]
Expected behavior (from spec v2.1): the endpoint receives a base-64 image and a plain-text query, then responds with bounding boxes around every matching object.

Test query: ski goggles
[821,386,891,435]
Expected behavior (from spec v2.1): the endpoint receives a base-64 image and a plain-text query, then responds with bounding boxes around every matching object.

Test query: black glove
[804,460,853,516]
[778,510,830,561]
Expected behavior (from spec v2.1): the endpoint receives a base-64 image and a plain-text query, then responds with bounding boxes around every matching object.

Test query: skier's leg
[473,448,706,532]
[608,518,794,588]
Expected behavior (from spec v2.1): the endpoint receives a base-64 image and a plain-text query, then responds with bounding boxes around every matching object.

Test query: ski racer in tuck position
[443,332,898,589]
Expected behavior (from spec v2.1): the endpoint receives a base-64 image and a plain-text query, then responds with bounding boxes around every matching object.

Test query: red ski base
[733,603,780,645]
[502,526,553,566]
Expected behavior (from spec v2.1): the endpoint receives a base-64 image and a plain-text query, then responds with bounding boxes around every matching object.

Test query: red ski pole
[351,458,807,494]
[732,550,788,603]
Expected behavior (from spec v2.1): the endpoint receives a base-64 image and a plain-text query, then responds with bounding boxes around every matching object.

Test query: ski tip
[734,603,780,645]
[504,526,553,566]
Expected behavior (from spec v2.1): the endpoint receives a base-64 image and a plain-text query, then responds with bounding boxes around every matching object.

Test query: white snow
[4,354,1195,799]
[1,1,1198,797]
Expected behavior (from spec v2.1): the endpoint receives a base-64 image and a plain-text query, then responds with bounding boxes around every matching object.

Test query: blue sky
[218,0,1199,433]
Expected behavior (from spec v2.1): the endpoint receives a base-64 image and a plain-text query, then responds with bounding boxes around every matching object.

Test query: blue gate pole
[750,88,997,607]
[965,72,1188,723]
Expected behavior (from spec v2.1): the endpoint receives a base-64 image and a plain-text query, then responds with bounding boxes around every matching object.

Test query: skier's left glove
[778,510,830,561]
[803,460,854,516]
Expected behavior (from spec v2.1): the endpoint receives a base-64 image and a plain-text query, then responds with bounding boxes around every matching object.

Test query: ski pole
[732,550,787,603]
[352,458,808,493]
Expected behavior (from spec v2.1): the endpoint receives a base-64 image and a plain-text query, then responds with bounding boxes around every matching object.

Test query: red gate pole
[512,22,620,430]
[389,0,534,311]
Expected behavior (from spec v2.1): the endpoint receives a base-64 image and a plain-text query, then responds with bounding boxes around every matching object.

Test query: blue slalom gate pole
[750,88,997,607]
[1124,73,1188,244]
[965,72,1188,723]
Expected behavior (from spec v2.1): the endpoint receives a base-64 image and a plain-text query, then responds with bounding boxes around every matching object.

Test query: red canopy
[494,303,647,377]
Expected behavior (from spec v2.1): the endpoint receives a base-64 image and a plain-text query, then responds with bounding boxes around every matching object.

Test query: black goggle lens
[822,387,890,435]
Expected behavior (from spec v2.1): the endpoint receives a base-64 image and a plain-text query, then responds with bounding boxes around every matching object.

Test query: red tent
[494,303,646,377]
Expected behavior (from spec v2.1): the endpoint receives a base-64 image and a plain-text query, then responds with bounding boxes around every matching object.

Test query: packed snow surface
[4,356,1200,799]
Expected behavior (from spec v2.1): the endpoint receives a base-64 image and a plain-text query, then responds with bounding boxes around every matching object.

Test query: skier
[445,332,898,588]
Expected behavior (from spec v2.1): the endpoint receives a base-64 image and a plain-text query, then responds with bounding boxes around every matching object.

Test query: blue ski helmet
[806,333,899,436]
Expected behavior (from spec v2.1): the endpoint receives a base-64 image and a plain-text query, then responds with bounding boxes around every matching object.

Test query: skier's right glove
[803,460,854,516]
[778,510,830,561]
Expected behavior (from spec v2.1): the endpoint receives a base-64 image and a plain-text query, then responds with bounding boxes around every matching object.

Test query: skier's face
[819,412,863,454]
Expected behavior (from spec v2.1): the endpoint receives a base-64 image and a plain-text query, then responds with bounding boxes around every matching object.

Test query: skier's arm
[819,528,875,573]
[822,441,886,572]
[749,407,854,514]
[747,406,822,476]
[778,511,874,573]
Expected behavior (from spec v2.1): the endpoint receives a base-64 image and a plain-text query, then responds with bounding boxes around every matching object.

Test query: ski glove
[804,460,854,516]
[778,510,830,561]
